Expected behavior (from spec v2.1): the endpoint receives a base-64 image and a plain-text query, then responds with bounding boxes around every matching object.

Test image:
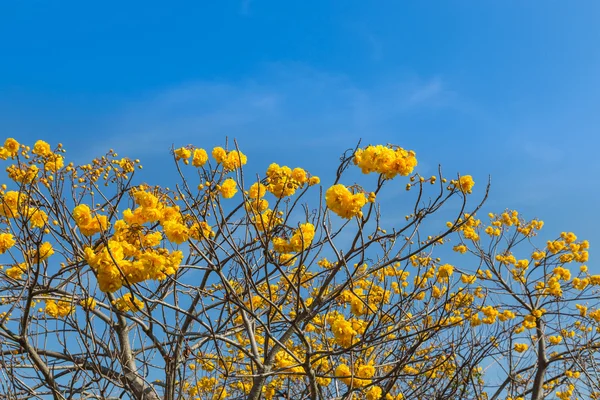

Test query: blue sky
[1,1,598,266]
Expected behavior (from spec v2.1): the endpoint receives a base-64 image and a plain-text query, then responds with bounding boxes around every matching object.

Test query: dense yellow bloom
[44,154,64,172]
[212,146,227,163]
[163,220,189,244]
[174,147,192,163]
[192,148,208,167]
[0,233,16,254]
[265,163,312,197]
[514,343,528,353]
[223,150,247,170]
[248,182,267,199]
[453,244,468,253]
[6,263,26,280]
[7,164,39,183]
[0,191,24,218]
[32,140,52,156]
[365,386,383,400]
[73,204,92,226]
[4,138,20,157]
[79,298,97,310]
[330,315,358,347]
[219,178,238,198]
[79,215,109,236]
[45,299,74,318]
[353,144,417,179]
[252,209,282,232]
[437,264,454,281]
[190,221,214,241]
[31,242,54,263]
[112,293,144,312]
[325,184,367,219]
[309,176,320,185]
[287,223,315,252]
[548,335,563,345]
[27,208,48,228]
[456,175,475,194]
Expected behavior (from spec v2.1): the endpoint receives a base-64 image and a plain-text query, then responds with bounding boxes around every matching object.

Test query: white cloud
[97,64,454,159]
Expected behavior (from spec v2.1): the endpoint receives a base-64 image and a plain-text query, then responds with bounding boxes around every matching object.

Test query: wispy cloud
[99,64,455,161]
[240,0,253,16]
[407,77,443,106]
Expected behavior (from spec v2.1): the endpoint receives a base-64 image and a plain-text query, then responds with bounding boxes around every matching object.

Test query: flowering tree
[0,137,597,400]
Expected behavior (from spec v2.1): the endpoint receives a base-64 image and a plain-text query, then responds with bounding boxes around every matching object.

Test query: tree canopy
[0,138,597,400]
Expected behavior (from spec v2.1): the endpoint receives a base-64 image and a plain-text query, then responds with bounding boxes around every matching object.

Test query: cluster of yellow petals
[453,175,475,194]
[0,191,26,218]
[272,223,315,254]
[212,147,247,170]
[252,209,283,232]
[0,233,15,254]
[244,182,269,213]
[353,144,418,179]
[265,164,317,198]
[112,293,144,312]
[325,184,368,219]
[79,298,97,310]
[0,138,21,159]
[73,204,110,236]
[45,299,74,318]
[219,178,238,199]
[5,263,27,280]
[334,360,375,388]
[85,236,183,292]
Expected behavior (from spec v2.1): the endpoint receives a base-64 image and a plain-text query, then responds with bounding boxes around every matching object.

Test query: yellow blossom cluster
[73,204,110,236]
[0,233,15,254]
[334,359,376,387]
[451,175,475,194]
[272,223,315,254]
[212,147,247,170]
[45,299,74,318]
[264,164,317,198]
[112,293,144,312]
[353,144,418,179]
[218,178,237,199]
[325,184,369,219]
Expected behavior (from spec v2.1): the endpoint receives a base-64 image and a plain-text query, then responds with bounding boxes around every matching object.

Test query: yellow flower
[212,147,227,163]
[514,343,528,353]
[335,364,353,386]
[163,220,189,244]
[44,154,64,172]
[325,184,367,219]
[45,299,74,318]
[28,208,48,229]
[0,233,16,254]
[112,293,144,312]
[437,264,454,280]
[4,138,20,157]
[353,144,418,179]
[79,298,97,310]
[457,175,475,194]
[0,191,24,218]
[223,150,247,170]
[73,204,92,226]
[174,147,192,163]
[192,148,208,167]
[32,140,52,156]
[248,182,267,199]
[6,263,26,280]
[366,385,383,400]
[219,178,238,199]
